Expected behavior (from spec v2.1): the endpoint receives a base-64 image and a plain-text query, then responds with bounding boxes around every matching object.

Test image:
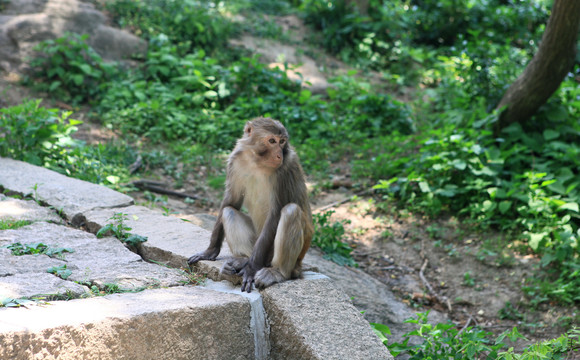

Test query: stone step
[0,287,254,360]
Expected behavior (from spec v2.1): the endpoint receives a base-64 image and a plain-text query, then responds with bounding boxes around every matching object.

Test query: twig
[130,180,199,200]
[314,188,373,213]
[419,258,452,312]
[128,155,143,174]
[458,315,475,335]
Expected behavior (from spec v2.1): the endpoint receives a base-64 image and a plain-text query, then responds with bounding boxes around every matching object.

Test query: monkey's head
[243,117,289,170]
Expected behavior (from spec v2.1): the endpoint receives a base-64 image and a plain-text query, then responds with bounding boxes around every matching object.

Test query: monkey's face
[258,134,286,169]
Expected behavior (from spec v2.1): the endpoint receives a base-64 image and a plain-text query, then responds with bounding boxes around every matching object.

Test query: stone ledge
[73,205,240,284]
[0,286,254,360]
[0,157,134,220]
[262,274,392,360]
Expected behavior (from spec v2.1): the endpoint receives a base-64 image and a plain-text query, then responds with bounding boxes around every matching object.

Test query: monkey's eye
[269,138,276,144]
[280,139,286,145]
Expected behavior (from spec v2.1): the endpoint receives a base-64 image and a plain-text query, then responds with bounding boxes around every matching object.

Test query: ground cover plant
[3,0,579,357]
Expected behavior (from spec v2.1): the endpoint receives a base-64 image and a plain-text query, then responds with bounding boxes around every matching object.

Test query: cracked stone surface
[0,286,254,360]
[0,222,188,297]
[0,195,63,224]
[0,158,134,220]
[73,205,241,284]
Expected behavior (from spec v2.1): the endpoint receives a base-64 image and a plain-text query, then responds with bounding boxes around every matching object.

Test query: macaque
[188,117,313,293]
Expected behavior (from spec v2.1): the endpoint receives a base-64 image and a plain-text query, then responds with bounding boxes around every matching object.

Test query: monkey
[188,117,313,293]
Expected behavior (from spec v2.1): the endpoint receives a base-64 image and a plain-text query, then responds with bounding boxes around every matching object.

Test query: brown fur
[188,117,313,292]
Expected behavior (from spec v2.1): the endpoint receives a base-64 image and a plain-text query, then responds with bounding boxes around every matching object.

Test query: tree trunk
[496,0,580,127]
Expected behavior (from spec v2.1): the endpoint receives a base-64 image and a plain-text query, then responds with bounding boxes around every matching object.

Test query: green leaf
[72,74,84,86]
[79,64,92,75]
[559,202,579,212]
[528,233,547,251]
[106,175,120,184]
[498,201,512,214]
[49,81,62,91]
[545,105,567,122]
[418,181,431,193]
[543,129,560,141]
[204,90,218,98]
[451,159,466,170]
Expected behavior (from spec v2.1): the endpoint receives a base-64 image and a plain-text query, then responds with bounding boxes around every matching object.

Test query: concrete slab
[0,195,63,223]
[0,286,254,360]
[0,273,88,299]
[262,273,393,360]
[73,205,238,283]
[0,157,133,220]
[0,222,188,294]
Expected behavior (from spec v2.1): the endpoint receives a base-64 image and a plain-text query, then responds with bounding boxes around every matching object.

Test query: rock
[0,222,188,293]
[0,286,255,360]
[0,0,146,72]
[0,0,48,15]
[178,213,217,232]
[0,273,88,299]
[0,157,134,220]
[304,250,447,343]
[0,196,63,223]
[261,273,393,360]
[73,205,238,284]
[90,24,147,62]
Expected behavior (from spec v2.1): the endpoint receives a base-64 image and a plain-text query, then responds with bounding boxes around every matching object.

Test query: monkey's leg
[221,206,256,275]
[255,203,304,289]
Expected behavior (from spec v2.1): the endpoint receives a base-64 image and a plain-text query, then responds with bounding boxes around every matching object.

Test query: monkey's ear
[244,121,253,136]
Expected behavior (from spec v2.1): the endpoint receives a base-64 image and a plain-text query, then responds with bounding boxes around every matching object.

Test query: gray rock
[1,0,48,15]
[0,243,65,276]
[0,222,188,292]
[304,250,446,343]
[0,273,88,299]
[0,0,147,72]
[0,157,134,220]
[73,205,238,283]
[0,196,63,223]
[262,273,393,360]
[90,24,148,62]
[0,286,254,360]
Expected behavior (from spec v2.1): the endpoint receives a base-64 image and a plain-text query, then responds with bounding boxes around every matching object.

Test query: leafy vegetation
[47,264,72,280]
[3,242,73,259]
[312,210,356,266]
[0,219,31,230]
[372,312,580,359]
[96,212,148,251]
[0,100,80,166]
[25,33,117,104]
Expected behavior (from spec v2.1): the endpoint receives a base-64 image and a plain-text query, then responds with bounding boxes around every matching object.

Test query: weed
[374,311,579,359]
[312,210,356,267]
[96,212,148,251]
[0,219,31,230]
[25,33,117,104]
[4,242,73,259]
[463,272,475,287]
[47,264,72,280]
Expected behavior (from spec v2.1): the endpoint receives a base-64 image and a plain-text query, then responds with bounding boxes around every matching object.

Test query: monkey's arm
[239,210,280,292]
[188,191,243,264]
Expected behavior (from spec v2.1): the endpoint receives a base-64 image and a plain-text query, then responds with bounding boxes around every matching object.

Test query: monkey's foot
[255,267,286,289]
[187,248,219,265]
[221,257,249,275]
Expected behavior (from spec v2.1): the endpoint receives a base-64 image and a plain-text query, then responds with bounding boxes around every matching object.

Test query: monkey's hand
[187,248,220,265]
[239,263,258,293]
